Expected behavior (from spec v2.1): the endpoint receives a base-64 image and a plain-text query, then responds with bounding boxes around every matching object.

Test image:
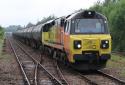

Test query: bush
[0,26,4,39]
[90,0,125,51]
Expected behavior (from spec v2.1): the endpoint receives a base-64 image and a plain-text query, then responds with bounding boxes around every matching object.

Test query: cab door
[64,21,71,52]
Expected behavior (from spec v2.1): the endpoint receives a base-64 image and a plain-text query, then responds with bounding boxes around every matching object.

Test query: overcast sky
[0,0,104,27]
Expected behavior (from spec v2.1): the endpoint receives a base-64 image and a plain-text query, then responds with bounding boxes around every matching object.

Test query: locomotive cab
[64,11,111,70]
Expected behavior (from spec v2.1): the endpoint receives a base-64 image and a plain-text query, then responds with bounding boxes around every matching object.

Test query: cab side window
[65,21,69,33]
[64,21,67,32]
[65,21,71,34]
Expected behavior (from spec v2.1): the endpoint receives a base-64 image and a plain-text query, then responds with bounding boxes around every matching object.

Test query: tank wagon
[13,10,111,70]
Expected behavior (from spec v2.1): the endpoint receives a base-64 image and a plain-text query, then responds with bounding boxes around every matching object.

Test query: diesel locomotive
[13,10,111,70]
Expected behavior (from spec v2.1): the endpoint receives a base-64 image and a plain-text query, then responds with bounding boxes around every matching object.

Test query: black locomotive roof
[66,10,107,20]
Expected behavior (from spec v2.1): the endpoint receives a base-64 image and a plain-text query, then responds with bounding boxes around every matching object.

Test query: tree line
[90,0,125,51]
[0,26,4,39]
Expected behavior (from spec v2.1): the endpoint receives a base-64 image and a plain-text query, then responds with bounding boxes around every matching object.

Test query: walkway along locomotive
[13,10,111,70]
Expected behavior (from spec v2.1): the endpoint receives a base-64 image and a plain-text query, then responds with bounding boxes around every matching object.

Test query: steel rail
[55,61,69,85]
[77,72,98,85]
[8,39,31,85]
[98,70,125,85]
[57,62,98,85]
[34,63,38,85]
[14,40,64,85]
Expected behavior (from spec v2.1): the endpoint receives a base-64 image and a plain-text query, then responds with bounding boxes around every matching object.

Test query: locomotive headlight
[77,44,81,48]
[100,40,109,49]
[74,40,81,49]
[88,12,91,15]
[102,44,106,48]
[105,40,108,44]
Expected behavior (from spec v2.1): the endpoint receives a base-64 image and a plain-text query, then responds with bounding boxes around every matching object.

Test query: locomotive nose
[82,39,99,50]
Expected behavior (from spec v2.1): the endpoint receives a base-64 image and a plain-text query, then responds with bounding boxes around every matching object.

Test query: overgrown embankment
[90,0,125,51]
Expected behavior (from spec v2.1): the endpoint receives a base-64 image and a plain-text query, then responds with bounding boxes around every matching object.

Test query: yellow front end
[69,34,111,63]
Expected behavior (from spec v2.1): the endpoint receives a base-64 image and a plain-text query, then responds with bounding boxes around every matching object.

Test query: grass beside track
[0,39,13,63]
[0,39,3,51]
[0,38,24,85]
[107,54,125,77]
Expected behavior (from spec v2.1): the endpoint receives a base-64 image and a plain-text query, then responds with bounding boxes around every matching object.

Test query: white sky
[0,0,104,27]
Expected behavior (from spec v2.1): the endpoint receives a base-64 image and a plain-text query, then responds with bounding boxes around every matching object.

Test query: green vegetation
[107,54,125,67]
[0,26,4,58]
[90,0,125,51]
[0,40,13,66]
[0,26,4,40]
[5,25,23,32]
[36,15,56,25]
[107,54,125,76]
[0,40,3,53]
[120,69,125,77]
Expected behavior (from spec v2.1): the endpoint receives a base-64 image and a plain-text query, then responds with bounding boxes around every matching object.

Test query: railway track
[34,63,38,85]
[57,63,97,85]
[11,37,125,85]
[8,38,35,85]
[53,60,69,85]
[17,41,69,85]
[57,60,125,85]
[16,38,96,85]
[14,38,96,85]
[9,37,69,85]
[97,70,125,84]
[77,70,125,85]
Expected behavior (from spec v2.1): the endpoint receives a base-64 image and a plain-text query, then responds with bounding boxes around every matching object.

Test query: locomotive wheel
[53,51,57,59]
